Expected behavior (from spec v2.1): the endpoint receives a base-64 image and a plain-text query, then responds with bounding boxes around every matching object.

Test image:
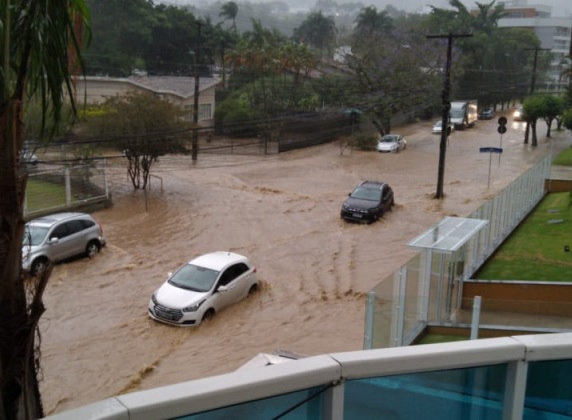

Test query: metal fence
[24,160,110,218]
[364,154,558,349]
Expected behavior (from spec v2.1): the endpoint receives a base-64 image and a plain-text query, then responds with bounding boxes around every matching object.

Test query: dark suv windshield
[351,187,382,202]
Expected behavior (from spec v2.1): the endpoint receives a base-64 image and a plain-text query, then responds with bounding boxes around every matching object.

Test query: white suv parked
[22,212,106,274]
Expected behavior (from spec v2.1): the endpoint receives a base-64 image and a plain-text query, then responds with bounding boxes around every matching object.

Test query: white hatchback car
[148,252,258,327]
[377,134,406,153]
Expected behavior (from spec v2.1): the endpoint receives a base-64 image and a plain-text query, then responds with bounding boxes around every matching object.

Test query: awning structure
[408,217,488,254]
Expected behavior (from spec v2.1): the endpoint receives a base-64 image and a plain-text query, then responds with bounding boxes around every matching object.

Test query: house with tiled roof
[73,75,222,127]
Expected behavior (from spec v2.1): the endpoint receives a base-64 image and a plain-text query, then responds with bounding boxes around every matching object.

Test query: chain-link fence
[24,160,110,219]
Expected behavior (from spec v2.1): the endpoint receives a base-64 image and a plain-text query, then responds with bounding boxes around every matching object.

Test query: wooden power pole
[192,21,201,161]
[427,32,472,199]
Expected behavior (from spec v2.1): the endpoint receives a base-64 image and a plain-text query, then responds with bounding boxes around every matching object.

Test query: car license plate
[353,213,362,218]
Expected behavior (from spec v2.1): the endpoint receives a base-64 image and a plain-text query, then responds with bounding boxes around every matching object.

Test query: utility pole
[427,32,472,199]
[192,21,202,161]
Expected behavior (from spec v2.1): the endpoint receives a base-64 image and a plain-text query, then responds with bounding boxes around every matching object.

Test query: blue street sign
[480,147,503,154]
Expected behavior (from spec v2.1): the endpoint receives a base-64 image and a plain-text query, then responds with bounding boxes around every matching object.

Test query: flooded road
[40,116,571,415]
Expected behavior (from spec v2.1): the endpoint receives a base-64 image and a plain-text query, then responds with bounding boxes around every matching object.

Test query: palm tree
[219,1,238,33]
[0,1,90,418]
[473,1,507,34]
[353,6,393,39]
[278,42,316,85]
[293,12,337,58]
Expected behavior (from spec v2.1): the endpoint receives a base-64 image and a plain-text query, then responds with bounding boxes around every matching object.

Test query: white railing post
[470,296,481,340]
[503,360,528,420]
[363,291,375,350]
[324,382,344,420]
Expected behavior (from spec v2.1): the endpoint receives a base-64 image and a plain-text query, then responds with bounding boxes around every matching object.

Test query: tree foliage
[0,1,90,418]
[427,0,540,106]
[563,108,572,130]
[521,95,559,147]
[540,95,564,137]
[352,6,393,55]
[293,11,337,58]
[81,92,190,189]
[219,1,238,33]
[347,23,444,135]
[85,0,216,77]
[85,0,155,76]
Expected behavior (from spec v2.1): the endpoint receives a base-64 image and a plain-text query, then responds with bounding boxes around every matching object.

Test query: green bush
[214,99,262,138]
[353,132,378,151]
[563,108,572,130]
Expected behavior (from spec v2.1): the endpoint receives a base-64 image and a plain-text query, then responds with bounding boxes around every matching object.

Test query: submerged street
[39,116,571,415]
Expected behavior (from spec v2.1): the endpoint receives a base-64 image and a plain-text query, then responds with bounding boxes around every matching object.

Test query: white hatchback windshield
[168,264,219,292]
[22,225,49,247]
[380,136,398,143]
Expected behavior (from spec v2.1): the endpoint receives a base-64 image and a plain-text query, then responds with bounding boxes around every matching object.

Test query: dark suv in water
[340,181,394,223]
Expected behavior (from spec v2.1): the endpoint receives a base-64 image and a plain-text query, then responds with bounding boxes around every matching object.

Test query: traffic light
[497,116,507,134]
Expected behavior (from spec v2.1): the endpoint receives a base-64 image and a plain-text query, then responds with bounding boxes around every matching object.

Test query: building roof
[126,75,222,99]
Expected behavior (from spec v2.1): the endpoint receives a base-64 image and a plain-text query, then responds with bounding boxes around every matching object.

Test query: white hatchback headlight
[183,299,205,312]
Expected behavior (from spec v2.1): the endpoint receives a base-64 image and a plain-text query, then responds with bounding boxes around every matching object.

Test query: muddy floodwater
[40,117,571,415]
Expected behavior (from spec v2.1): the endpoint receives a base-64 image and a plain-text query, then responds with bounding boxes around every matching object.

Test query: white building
[493,1,572,90]
[73,75,222,127]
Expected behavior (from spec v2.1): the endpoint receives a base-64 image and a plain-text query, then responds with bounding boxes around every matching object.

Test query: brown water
[39,117,571,415]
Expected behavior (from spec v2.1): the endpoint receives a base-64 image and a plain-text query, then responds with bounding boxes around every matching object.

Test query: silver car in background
[22,212,106,275]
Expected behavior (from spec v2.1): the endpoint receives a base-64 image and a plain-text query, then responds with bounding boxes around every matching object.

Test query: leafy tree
[293,11,337,58]
[563,108,572,130]
[472,0,507,34]
[219,1,238,33]
[85,0,155,76]
[426,0,474,35]
[278,42,317,85]
[81,92,190,189]
[352,6,393,48]
[427,0,539,109]
[522,95,546,147]
[347,29,443,135]
[203,22,238,84]
[541,95,564,137]
[145,5,202,76]
[347,6,392,59]
[0,1,90,419]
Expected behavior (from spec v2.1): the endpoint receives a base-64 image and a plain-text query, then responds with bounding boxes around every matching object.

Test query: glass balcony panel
[344,365,507,419]
[178,386,324,420]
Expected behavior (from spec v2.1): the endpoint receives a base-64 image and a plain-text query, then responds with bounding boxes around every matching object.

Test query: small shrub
[353,132,378,151]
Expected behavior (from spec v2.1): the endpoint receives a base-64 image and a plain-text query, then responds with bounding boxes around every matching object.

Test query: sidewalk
[550,165,572,180]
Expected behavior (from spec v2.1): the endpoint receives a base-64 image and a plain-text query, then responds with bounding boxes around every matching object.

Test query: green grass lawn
[26,179,67,213]
[475,192,572,281]
[552,146,572,166]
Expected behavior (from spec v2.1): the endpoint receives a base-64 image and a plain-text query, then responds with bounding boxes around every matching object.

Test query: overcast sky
[174,0,572,17]
[380,0,571,17]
